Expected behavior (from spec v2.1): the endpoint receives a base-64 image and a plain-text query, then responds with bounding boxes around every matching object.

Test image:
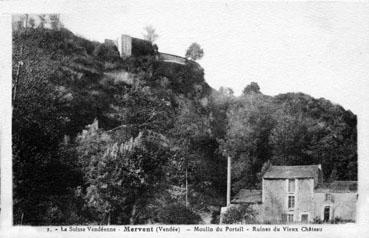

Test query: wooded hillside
[12,25,357,225]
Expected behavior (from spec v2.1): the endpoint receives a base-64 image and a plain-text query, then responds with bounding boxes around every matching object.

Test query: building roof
[263,164,321,179]
[315,181,357,193]
[232,189,262,204]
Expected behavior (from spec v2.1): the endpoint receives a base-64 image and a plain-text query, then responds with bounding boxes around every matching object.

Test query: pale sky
[6,0,369,113]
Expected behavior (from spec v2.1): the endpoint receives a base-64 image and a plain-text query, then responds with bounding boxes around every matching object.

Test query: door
[323,206,330,222]
[301,214,308,223]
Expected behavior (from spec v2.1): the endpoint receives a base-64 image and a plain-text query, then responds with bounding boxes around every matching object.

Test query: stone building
[228,164,357,223]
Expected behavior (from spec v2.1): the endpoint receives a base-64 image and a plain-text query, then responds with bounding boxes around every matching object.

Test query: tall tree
[143,25,158,43]
[185,43,204,61]
[269,109,312,165]
[28,17,36,28]
[49,14,60,30]
[38,14,46,29]
[243,82,260,95]
[76,120,171,224]
[168,97,213,207]
[220,93,275,191]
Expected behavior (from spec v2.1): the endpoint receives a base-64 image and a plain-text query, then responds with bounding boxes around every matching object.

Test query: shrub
[222,205,257,224]
[331,217,354,224]
[157,203,202,224]
[210,209,220,224]
[332,217,343,224]
[312,216,323,224]
[93,43,121,63]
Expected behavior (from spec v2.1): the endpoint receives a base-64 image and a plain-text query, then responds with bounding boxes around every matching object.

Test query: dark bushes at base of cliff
[157,203,202,224]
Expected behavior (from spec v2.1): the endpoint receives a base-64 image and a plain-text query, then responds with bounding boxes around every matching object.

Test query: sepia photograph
[5,0,368,230]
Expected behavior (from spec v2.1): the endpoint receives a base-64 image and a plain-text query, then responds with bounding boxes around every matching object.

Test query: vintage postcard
[1,0,369,237]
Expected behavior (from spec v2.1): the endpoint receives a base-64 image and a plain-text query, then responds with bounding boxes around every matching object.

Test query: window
[288,179,295,193]
[281,214,287,223]
[325,193,332,201]
[287,214,294,223]
[301,214,309,223]
[288,196,295,209]
[282,213,295,223]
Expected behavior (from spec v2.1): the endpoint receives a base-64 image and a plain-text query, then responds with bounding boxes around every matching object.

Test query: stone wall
[294,178,315,222]
[263,179,286,223]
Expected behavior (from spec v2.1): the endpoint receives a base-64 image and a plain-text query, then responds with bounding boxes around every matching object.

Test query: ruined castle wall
[116,35,132,58]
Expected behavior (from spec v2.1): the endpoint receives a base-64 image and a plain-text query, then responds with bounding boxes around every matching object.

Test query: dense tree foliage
[142,25,158,43]
[222,205,257,224]
[76,121,172,224]
[242,82,260,95]
[157,203,202,224]
[270,93,357,180]
[220,89,357,195]
[220,93,275,190]
[185,43,204,61]
[12,22,357,225]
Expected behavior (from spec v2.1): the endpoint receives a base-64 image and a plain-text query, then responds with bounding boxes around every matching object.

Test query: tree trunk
[20,212,24,225]
[185,165,188,207]
[129,203,137,224]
